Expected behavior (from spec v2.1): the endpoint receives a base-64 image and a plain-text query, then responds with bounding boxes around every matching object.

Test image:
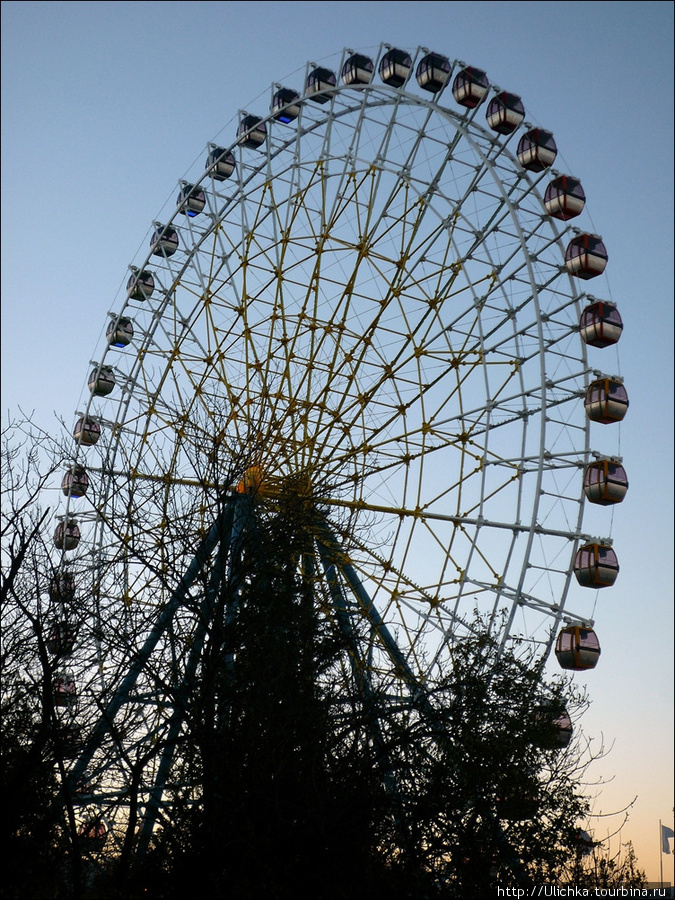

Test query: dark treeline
[1,419,646,899]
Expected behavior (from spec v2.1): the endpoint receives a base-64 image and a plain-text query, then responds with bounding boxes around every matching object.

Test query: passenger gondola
[205,146,235,181]
[150,223,179,257]
[573,543,619,588]
[61,465,89,498]
[237,115,267,148]
[341,52,374,86]
[416,52,451,93]
[555,626,601,671]
[486,91,525,134]
[177,182,206,217]
[126,268,154,301]
[88,365,115,397]
[544,175,585,220]
[73,416,101,446]
[517,128,557,171]
[583,460,629,505]
[271,87,301,122]
[305,67,337,103]
[565,233,607,280]
[451,65,489,108]
[106,316,134,348]
[54,520,80,552]
[378,48,412,87]
[579,300,623,348]
[584,378,629,424]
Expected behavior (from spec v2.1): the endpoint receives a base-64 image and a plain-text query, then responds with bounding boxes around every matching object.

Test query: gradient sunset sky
[2,0,672,883]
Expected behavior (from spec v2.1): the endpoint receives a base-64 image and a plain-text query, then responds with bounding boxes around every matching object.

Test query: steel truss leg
[70,496,240,831]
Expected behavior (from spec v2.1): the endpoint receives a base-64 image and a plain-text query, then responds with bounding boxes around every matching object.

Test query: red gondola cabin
[78,818,108,850]
[47,622,76,656]
[517,129,557,171]
[53,676,77,708]
[579,300,623,348]
[565,234,607,280]
[544,175,585,220]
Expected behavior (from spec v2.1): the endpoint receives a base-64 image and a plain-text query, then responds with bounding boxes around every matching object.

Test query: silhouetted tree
[140,488,415,898]
[564,838,647,889]
[1,416,80,897]
[2,414,646,900]
[371,624,597,895]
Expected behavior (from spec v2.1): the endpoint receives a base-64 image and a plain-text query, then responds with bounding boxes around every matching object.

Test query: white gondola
[150,224,179,257]
[177,183,206,217]
[379,48,412,87]
[416,52,451,93]
[305,67,337,103]
[205,146,235,181]
[579,300,623,348]
[486,91,525,134]
[271,87,301,122]
[89,365,116,397]
[237,115,267,148]
[341,53,374,86]
[126,268,154,301]
[106,316,134,348]
[452,65,489,108]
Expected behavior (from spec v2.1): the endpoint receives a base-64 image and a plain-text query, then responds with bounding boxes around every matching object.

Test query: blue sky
[2,0,673,881]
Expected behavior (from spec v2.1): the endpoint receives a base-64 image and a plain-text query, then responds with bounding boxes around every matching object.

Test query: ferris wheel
[50,45,627,852]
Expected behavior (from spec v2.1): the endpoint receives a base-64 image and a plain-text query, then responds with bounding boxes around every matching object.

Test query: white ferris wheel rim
[63,45,619,682]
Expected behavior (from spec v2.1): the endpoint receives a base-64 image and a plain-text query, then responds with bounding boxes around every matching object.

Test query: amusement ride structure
[48,45,627,857]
